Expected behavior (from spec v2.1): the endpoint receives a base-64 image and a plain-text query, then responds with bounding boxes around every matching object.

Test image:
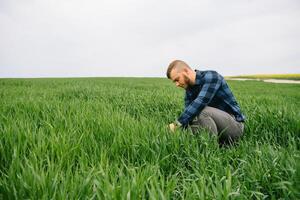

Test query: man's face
[170,69,190,89]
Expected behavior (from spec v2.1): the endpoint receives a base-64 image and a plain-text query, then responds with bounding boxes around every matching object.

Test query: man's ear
[183,68,191,75]
[182,68,189,73]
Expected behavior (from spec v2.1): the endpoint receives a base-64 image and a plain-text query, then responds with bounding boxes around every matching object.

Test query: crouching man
[167,60,246,145]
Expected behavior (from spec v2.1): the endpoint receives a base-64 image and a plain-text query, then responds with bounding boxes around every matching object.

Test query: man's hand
[168,123,177,132]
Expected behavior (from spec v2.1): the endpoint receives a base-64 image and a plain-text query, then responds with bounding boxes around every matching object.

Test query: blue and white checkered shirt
[178,70,246,127]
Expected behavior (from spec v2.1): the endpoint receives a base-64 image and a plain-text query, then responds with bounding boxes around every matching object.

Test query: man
[167,60,245,145]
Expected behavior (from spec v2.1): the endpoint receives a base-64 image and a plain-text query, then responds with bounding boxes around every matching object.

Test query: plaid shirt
[178,70,246,127]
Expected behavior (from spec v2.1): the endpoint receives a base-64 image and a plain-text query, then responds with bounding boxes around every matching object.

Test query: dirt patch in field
[226,78,300,84]
[262,79,300,84]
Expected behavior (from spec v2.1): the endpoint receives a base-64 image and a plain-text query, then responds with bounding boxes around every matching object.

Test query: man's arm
[184,92,192,108]
[177,71,222,127]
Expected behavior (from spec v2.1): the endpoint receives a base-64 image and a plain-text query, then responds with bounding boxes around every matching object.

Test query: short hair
[166,60,190,79]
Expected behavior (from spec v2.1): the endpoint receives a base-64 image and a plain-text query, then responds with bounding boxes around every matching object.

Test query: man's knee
[198,106,215,118]
[190,109,218,135]
[192,106,217,125]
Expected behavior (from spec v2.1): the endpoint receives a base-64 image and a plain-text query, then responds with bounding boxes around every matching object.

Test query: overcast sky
[0,0,299,77]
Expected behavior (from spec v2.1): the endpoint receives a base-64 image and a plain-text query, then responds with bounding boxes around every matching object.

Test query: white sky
[0,0,299,77]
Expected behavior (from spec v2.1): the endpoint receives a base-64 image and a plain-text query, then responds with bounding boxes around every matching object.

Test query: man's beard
[183,75,191,89]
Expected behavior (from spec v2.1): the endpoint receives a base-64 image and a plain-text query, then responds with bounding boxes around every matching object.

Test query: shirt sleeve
[184,92,192,108]
[177,71,222,126]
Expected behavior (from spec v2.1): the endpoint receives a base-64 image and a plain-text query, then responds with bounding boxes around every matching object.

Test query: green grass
[227,74,300,80]
[0,78,299,199]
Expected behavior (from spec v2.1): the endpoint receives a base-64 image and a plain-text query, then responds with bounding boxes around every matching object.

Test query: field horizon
[1,73,300,80]
[227,73,300,80]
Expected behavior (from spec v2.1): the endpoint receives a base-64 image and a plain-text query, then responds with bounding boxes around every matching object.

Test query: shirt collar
[194,69,203,85]
[186,69,203,91]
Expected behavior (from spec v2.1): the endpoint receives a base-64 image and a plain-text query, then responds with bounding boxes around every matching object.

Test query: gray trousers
[189,106,244,145]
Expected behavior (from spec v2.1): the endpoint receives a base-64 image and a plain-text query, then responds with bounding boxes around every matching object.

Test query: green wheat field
[0,78,299,199]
